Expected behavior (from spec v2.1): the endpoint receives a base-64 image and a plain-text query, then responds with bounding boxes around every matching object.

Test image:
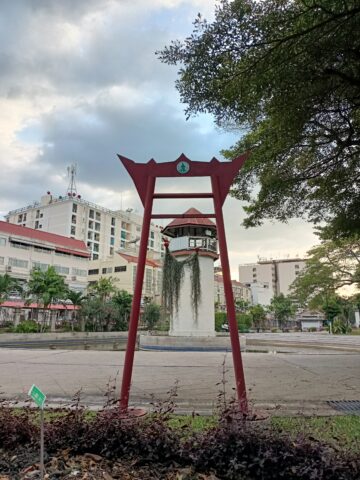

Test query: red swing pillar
[119,174,155,410]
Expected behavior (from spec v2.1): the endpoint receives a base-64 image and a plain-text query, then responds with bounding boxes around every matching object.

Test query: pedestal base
[139,334,246,352]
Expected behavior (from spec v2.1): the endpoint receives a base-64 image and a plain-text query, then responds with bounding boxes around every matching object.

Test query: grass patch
[168,414,218,432]
[271,415,360,451]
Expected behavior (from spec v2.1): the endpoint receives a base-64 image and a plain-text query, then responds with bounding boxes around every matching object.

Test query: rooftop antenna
[67,164,77,196]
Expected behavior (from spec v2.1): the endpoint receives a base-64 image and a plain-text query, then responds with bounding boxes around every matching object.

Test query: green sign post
[28,384,46,479]
[28,384,46,409]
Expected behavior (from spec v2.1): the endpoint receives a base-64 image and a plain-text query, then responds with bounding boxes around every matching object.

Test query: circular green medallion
[177,161,190,174]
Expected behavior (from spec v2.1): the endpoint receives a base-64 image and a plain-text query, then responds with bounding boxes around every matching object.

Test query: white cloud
[0,0,320,275]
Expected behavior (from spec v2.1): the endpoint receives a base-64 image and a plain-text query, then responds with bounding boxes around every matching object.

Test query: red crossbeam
[153,193,213,199]
[152,213,215,219]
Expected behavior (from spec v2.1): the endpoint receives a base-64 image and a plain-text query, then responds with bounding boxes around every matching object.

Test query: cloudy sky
[0,0,318,277]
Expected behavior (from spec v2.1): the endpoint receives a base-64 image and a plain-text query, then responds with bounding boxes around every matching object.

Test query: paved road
[0,348,359,415]
[246,332,360,351]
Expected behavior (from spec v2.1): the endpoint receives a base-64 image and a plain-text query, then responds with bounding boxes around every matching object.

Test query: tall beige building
[239,257,306,297]
[5,192,165,261]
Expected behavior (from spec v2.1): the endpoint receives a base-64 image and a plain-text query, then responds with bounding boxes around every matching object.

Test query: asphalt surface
[1,345,359,415]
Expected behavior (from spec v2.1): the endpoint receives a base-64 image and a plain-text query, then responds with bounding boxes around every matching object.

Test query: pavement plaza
[1,341,360,415]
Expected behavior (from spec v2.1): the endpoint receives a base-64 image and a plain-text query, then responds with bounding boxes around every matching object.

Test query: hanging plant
[162,246,201,321]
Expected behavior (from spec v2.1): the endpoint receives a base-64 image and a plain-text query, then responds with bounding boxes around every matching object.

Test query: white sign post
[28,384,46,479]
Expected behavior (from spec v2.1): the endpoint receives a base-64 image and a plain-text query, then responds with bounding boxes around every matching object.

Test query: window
[93,243,99,252]
[252,267,257,272]
[32,262,49,272]
[71,226,76,235]
[111,217,115,226]
[72,203,78,213]
[88,269,99,275]
[88,232,93,240]
[8,258,28,268]
[18,214,23,223]
[0,237,6,246]
[295,271,299,275]
[71,215,77,224]
[72,268,87,277]
[95,212,101,221]
[150,231,155,239]
[157,270,162,294]
[92,253,99,260]
[23,213,27,221]
[111,227,115,236]
[36,210,40,219]
[94,233,100,242]
[110,237,115,246]
[145,269,152,293]
[34,246,51,254]
[109,247,114,255]
[102,267,113,274]
[10,242,30,250]
[295,264,299,269]
[35,221,39,229]
[114,265,127,273]
[121,230,126,239]
[88,220,94,229]
[54,265,70,275]
[87,241,92,248]
[94,222,100,232]
[120,240,126,248]
[132,266,137,288]
[89,209,94,219]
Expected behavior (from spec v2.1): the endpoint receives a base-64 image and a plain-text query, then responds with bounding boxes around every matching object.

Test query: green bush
[237,313,252,332]
[143,303,161,330]
[13,320,39,333]
[215,312,227,331]
[332,319,352,334]
[215,312,252,332]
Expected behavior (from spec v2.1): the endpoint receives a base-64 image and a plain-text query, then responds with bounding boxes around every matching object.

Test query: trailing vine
[162,247,201,321]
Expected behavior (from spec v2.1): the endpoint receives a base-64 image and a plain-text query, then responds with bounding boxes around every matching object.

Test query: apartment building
[214,275,252,309]
[0,221,89,291]
[238,257,306,297]
[5,192,165,261]
[88,252,162,302]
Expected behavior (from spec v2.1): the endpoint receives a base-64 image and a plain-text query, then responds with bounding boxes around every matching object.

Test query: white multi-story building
[0,221,89,291]
[239,257,306,298]
[5,192,165,261]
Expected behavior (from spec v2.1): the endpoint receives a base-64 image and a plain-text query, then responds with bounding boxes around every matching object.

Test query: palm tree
[88,277,117,302]
[66,290,87,331]
[0,274,22,305]
[27,266,68,331]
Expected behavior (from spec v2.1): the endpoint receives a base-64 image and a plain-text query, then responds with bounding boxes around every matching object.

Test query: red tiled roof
[118,252,161,268]
[0,221,89,257]
[1,301,78,310]
[163,208,216,230]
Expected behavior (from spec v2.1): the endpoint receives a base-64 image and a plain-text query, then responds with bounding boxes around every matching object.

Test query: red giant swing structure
[118,153,249,413]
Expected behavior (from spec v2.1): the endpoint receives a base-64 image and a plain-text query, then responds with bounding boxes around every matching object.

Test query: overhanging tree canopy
[158,0,360,235]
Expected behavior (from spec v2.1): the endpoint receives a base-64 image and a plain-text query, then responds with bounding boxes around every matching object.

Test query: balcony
[169,236,217,254]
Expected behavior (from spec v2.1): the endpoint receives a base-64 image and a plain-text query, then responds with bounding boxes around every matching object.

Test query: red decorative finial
[163,238,170,250]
